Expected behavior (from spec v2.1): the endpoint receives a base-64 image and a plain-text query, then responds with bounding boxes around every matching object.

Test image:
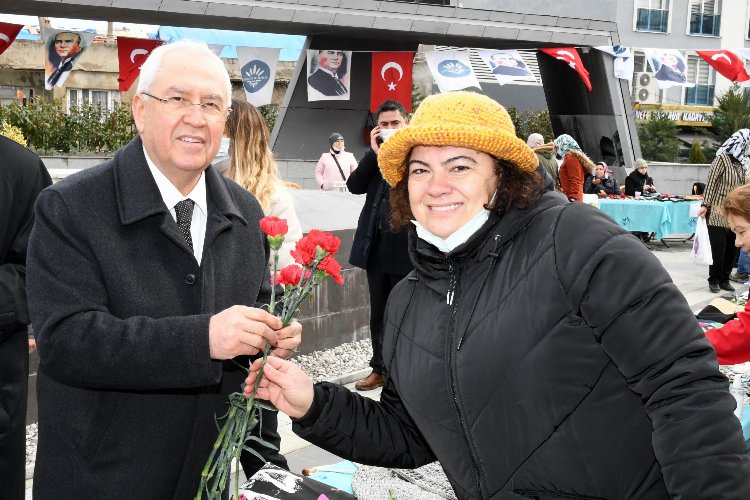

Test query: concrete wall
[646,162,710,195]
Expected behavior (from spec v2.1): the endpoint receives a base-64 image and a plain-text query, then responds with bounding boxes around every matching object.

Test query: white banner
[477,49,534,85]
[594,45,635,81]
[42,28,96,90]
[643,48,693,89]
[424,50,480,93]
[237,47,280,107]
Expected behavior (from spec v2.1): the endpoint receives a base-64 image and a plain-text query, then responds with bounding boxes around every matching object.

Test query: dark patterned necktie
[174,199,194,249]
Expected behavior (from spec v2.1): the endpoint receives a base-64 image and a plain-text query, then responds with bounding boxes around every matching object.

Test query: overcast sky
[1,13,157,34]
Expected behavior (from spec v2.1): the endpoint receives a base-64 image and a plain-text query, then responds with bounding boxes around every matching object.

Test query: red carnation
[290,234,318,266]
[276,265,303,286]
[307,229,340,255]
[259,216,288,237]
[318,255,344,285]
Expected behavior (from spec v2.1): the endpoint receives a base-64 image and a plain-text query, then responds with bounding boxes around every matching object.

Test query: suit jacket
[27,136,273,499]
[307,69,348,96]
[0,136,51,342]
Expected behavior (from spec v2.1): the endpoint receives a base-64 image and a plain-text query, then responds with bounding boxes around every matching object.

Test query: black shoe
[709,282,721,293]
[719,281,735,292]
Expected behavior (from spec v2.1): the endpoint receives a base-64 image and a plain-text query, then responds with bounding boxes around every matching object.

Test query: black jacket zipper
[445,258,486,498]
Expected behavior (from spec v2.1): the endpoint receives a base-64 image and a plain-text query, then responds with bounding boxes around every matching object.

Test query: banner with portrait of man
[477,49,534,85]
[42,28,95,90]
[307,49,351,101]
[643,48,693,89]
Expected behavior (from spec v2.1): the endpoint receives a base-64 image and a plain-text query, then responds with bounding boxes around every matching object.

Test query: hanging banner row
[2,21,750,111]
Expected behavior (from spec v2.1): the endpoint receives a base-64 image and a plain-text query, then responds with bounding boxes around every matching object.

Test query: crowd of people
[5,37,750,500]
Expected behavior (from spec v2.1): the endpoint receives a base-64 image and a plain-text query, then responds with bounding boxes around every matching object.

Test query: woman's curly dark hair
[389,156,544,231]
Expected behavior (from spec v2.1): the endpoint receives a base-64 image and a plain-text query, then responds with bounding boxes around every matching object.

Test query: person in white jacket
[223,99,302,269]
[315,132,358,190]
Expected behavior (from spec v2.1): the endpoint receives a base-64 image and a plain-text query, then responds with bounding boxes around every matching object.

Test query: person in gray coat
[26,40,301,498]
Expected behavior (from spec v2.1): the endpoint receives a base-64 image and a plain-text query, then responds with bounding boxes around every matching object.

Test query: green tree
[637,111,680,162]
[713,83,750,141]
[688,139,706,163]
[507,107,554,143]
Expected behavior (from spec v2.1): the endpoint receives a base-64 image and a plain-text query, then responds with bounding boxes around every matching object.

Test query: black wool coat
[27,136,273,499]
[0,135,51,340]
[295,191,750,499]
[347,148,412,276]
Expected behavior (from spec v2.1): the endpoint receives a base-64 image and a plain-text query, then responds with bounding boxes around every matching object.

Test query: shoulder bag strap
[330,153,347,181]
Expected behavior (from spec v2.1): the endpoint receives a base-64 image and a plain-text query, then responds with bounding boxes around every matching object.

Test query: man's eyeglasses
[141,93,231,122]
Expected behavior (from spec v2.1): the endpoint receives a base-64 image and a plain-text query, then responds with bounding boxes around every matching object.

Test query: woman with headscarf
[699,129,750,294]
[585,161,620,197]
[243,92,750,499]
[553,133,596,202]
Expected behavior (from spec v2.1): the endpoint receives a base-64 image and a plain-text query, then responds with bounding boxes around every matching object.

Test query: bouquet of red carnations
[196,216,344,500]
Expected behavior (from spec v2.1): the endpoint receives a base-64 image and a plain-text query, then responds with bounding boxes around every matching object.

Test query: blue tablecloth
[596,199,700,240]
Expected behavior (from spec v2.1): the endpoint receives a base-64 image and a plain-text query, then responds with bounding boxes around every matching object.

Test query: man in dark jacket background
[0,136,51,500]
[26,40,300,498]
[347,100,412,390]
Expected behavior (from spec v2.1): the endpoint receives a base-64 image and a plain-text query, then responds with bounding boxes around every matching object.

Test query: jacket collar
[114,135,247,227]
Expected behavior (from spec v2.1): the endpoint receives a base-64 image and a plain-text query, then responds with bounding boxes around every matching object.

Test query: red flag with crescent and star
[696,49,749,82]
[117,37,164,92]
[0,22,23,57]
[539,47,592,91]
[370,51,414,113]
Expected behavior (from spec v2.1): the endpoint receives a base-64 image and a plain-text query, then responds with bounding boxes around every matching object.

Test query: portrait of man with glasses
[27,39,302,498]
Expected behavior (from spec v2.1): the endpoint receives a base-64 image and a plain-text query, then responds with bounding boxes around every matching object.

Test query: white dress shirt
[143,147,207,264]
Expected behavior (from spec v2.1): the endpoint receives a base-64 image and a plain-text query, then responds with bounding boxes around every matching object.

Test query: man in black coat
[26,40,301,498]
[0,136,51,500]
[348,100,412,390]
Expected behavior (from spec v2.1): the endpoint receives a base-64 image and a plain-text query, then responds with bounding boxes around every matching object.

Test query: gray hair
[634,158,648,169]
[136,39,231,104]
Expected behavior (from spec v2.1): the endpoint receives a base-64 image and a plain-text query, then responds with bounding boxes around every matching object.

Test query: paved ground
[26,236,731,496]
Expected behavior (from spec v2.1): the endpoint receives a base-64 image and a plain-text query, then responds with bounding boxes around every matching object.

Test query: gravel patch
[291,338,372,383]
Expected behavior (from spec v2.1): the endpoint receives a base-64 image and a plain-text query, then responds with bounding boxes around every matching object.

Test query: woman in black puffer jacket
[246,92,750,499]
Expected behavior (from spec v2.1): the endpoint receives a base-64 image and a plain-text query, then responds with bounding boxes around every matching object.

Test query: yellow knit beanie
[378,91,539,187]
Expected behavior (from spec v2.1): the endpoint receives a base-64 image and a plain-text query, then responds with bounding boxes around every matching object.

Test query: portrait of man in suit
[307,49,351,100]
[489,52,531,77]
[650,51,687,84]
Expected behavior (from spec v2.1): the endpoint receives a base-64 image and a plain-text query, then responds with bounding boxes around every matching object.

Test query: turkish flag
[117,37,164,92]
[539,47,592,91]
[370,52,414,113]
[0,22,23,57]
[696,50,750,82]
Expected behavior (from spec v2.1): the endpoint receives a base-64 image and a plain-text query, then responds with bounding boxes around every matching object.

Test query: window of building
[67,89,120,111]
[0,86,34,106]
[635,0,671,33]
[685,55,715,106]
[689,0,721,36]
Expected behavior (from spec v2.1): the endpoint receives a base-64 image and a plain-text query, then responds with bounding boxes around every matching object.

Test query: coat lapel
[112,135,248,259]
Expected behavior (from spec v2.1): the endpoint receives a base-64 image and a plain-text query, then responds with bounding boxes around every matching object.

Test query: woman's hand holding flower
[270,320,302,360]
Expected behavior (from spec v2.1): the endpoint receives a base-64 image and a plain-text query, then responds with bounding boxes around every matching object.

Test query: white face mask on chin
[412,208,491,254]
